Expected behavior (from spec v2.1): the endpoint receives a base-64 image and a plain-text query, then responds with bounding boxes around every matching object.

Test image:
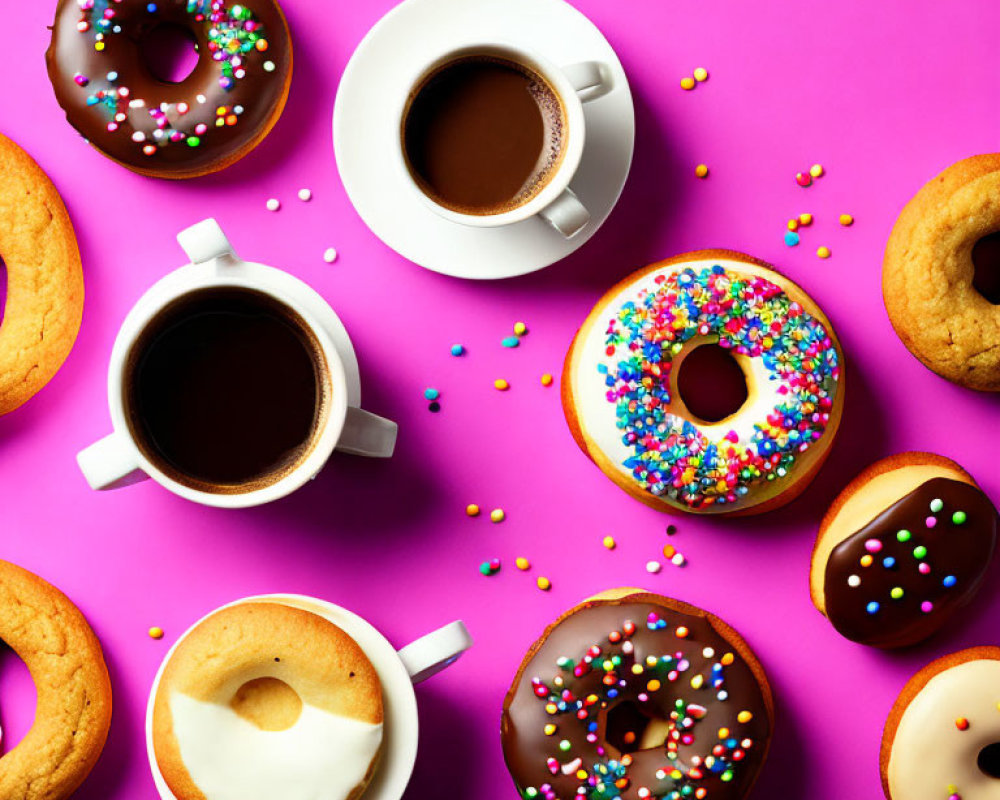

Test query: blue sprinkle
[146,2,157,11]
[106,71,118,81]
[784,231,800,247]
[423,387,440,401]
[450,344,464,356]
[943,575,957,588]
[882,556,896,569]
[501,336,520,348]
[866,601,880,615]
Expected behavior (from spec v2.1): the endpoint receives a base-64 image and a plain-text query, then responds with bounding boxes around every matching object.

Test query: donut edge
[500,587,775,799]
[879,645,1000,799]
[882,153,1000,392]
[561,248,847,516]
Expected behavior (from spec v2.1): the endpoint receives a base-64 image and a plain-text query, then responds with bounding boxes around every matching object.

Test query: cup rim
[396,40,587,228]
[145,594,421,800]
[106,263,350,509]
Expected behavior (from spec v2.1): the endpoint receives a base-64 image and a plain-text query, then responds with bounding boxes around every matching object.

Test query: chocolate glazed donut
[502,591,773,800]
[46,0,292,178]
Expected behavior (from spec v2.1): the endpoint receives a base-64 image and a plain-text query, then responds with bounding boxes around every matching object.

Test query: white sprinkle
[196,93,207,103]
[848,575,861,587]
[297,188,312,202]
[263,60,275,72]
[645,560,662,574]
[671,553,686,567]
[265,198,280,212]
[323,247,338,263]
[131,131,145,142]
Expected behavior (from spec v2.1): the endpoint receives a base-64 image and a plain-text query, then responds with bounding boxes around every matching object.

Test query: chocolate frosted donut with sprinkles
[562,250,845,515]
[811,452,998,649]
[501,589,773,800]
[46,0,292,178]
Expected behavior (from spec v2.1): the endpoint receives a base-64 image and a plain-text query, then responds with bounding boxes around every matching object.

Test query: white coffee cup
[146,594,472,800]
[397,41,613,238]
[77,219,398,509]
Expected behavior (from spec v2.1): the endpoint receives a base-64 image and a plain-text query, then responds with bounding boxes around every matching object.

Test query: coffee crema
[402,54,566,215]
[125,288,328,492]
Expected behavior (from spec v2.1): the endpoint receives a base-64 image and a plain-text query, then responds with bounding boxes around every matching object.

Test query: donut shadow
[72,643,141,800]
[402,685,480,798]
[749,676,809,798]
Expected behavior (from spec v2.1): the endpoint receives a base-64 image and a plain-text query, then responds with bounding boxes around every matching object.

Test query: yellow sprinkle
[695,163,709,178]
[494,378,509,391]
[516,557,530,570]
[148,626,164,640]
[690,674,704,689]
[693,67,709,82]
[576,770,588,780]
[490,508,505,523]
[718,727,730,739]
[798,213,813,226]
[94,41,105,51]
[513,321,527,336]
[546,702,558,714]
[537,576,551,591]
[631,664,644,675]
[839,213,854,226]
[647,679,661,691]
[541,373,553,386]
[738,711,753,723]
[816,246,831,259]
[809,163,824,178]
[602,535,616,550]
[680,76,696,90]
[544,724,557,735]
[860,554,873,567]
[787,219,799,231]
[465,503,480,517]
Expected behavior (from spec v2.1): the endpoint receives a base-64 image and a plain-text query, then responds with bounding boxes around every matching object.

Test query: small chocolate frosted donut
[811,452,998,649]
[883,154,1000,391]
[501,589,773,800]
[46,0,292,178]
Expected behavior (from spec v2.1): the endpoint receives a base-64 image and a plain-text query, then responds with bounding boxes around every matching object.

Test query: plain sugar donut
[0,560,113,800]
[0,133,85,416]
[152,601,384,800]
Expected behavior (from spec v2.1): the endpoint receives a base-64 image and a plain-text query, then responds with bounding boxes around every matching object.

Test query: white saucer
[333,0,635,280]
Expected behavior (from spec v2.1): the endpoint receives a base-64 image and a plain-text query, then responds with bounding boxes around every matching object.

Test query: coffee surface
[128,289,322,488]
[403,55,564,214]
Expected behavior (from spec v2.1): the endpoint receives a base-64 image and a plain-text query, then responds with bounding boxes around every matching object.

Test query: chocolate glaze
[824,477,998,648]
[501,595,772,800]
[46,0,291,176]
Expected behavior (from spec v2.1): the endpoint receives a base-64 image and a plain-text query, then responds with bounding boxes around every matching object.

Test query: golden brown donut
[501,588,774,800]
[880,646,1000,799]
[152,602,384,800]
[883,153,1000,390]
[811,452,997,649]
[0,560,112,800]
[563,249,845,515]
[0,133,84,415]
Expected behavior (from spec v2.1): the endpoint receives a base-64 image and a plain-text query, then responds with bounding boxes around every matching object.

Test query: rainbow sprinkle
[600,264,839,510]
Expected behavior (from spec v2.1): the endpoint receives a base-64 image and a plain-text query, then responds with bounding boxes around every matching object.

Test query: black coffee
[126,288,326,490]
[402,55,566,215]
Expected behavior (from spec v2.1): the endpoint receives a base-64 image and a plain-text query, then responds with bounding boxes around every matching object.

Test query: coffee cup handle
[561,61,614,104]
[77,431,147,490]
[397,621,473,684]
[335,407,398,458]
[539,188,590,238]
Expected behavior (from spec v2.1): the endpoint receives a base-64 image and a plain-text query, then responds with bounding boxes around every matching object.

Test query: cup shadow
[402,686,480,798]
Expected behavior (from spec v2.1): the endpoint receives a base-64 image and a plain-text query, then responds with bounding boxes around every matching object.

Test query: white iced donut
[152,602,384,800]
[882,647,1000,800]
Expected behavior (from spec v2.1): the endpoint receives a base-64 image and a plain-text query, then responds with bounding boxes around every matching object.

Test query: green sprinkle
[953,510,967,525]
[890,587,904,599]
[913,545,928,559]
[502,336,520,348]
[930,498,944,513]
[559,739,571,752]
[186,136,201,147]
[896,529,911,542]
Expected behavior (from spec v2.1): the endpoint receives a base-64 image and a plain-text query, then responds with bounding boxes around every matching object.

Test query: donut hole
[978,742,1000,778]
[972,231,1000,305]
[675,343,749,423]
[141,22,200,84]
[229,677,302,732]
[0,643,36,752]
[604,701,671,754]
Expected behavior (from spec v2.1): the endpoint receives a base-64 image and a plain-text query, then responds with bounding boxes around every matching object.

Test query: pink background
[2,0,1000,797]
